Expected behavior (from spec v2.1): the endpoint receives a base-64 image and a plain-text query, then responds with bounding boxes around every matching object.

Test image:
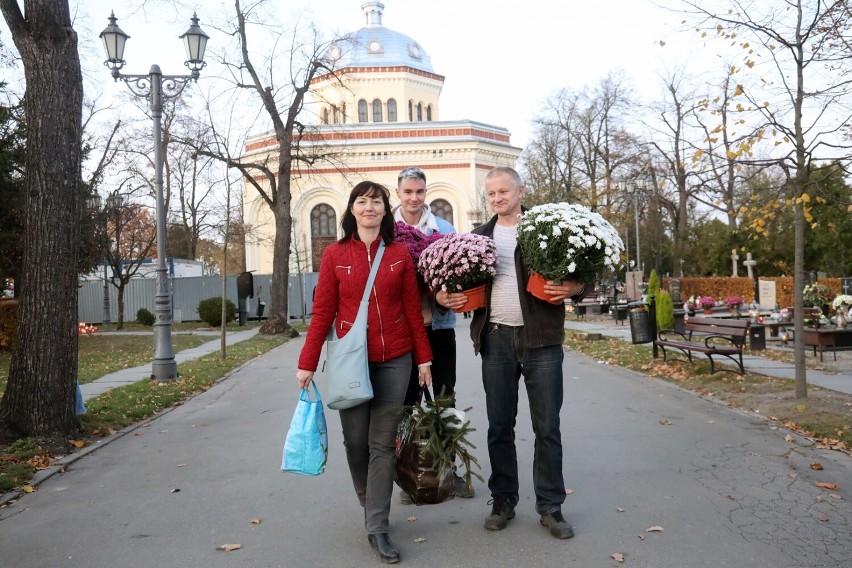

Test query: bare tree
[0,1,84,436]
[680,0,852,397]
[191,0,340,336]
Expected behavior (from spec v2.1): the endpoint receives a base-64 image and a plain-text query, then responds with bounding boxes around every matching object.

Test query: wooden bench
[655,316,750,375]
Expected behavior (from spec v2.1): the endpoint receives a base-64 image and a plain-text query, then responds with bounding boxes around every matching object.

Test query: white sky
[29,0,715,150]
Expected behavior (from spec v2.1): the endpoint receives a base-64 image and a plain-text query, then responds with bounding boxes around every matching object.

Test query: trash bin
[628,301,652,344]
[673,309,685,333]
[749,324,766,351]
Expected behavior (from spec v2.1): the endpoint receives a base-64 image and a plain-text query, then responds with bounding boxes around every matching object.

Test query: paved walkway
[563,316,852,395]
[1,318,849,567]
[79,328,260,400]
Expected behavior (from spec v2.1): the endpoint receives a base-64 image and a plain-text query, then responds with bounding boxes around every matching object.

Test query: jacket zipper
[335,265,351,274]
[366,241,387,361]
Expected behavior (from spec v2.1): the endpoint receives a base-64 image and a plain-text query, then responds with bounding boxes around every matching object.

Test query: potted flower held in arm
[516,203,624,303]
[418,233,498,312]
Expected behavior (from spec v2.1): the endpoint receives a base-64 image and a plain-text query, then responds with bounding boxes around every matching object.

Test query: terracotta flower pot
[526,270,563,304]
[455,284,487,313]
[703,308,714,315]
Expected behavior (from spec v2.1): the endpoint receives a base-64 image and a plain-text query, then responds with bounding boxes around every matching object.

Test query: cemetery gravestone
[758,280,776,310]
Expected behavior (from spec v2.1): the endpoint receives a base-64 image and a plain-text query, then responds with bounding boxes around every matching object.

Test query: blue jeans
[480,323,565,515]
[339,354,410,534]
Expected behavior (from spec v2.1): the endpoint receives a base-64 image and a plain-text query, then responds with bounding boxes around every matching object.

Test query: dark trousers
[339,354,410,534]
[403,327,457,406]
[480,323,565,515]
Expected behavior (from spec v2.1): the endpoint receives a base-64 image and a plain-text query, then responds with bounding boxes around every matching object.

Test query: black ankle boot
[367,532,400,564]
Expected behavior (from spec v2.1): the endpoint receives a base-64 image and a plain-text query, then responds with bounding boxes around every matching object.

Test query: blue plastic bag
[282,383,328,476]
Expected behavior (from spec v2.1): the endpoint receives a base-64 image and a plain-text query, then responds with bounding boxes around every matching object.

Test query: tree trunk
[268,198,293,327]
[117,285,126,330]
[0,1,84,436]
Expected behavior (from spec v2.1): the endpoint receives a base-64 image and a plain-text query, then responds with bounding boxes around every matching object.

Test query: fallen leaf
[810,463,824,471]
[612,552,625,562]
[407,515,417,522]
[216,544,241,552]
[413,537,426,543]
[176,464,186,468]
[250,519,261,525]
[818,515,829,522]
[645,526,664,532]
[616,507,625,512]
[69,439,85,448]
[815,482,839,491]
[637,534,645,540]
[784,434,794,442]
[565,489,575,495]
[170,488,181,493]
[22,485,34,493]
[659,419,672,426]
[829,494,843,500]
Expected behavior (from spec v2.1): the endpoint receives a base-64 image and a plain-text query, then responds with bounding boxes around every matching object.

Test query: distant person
[296,181,432,564]
[392,166,474,501]
[445,166,588,539]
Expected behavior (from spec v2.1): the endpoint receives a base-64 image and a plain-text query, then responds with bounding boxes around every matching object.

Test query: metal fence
[78,272,320,324]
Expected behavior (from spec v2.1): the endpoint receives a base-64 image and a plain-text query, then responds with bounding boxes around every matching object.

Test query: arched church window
[408,100,413,122]
[341,102,347,123]
[358,99,368,123]
[310,204,337,272]
[387,99,397,122]
[426,105,432,121]
[372,99,383,122]
[332,105,340,124]
[430,199,453,226]
[417,103,422,122]
[321,108,329,124]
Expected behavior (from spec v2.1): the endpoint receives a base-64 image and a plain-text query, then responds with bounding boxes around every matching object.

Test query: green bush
[197,297,236,327]
[136,307,155,326]
[656,290,675,330]
[647,269,660,301]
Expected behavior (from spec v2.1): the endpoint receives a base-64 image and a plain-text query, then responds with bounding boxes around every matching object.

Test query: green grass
[80,333,289,435]
[1,331,292,493]
[564,332,851,448]
[0,334,211,392]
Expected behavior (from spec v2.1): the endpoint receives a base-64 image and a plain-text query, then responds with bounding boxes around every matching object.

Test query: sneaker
[540,510,574,539]
[399,491,414,505]
[484,496,515,531]
[453,473,475,498]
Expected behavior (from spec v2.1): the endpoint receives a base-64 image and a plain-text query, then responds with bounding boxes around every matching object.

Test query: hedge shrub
[136,307,155,326]
[197,297,236,327]
[656,290,674,330]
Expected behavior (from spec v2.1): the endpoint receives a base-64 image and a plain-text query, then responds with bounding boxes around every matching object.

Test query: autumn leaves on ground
[0,332,290,494]
[564,333,851,453]
[1,328,849,496]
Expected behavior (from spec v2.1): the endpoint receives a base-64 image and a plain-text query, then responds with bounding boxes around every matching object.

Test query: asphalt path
[0,318,849,567]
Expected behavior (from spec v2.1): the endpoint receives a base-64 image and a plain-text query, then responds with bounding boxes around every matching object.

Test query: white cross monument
[731,249,740,277]
[743,252,757,279]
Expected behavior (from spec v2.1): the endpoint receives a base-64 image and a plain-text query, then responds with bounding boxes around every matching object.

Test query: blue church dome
[328,2,435,74]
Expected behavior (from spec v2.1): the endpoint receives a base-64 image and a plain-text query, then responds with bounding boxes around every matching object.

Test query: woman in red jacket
[297,181,432,564]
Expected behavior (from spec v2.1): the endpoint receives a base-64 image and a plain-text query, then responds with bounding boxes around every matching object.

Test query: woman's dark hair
[339,181,396,244]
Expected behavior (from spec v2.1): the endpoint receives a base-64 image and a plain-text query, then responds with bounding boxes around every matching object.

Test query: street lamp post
[618,177,648,272]
[99,11,209,381]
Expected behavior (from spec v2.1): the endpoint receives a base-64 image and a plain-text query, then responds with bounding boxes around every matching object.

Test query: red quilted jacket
[297,237,432,372]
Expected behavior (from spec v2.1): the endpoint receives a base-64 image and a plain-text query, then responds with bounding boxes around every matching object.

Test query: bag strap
[360,240,385,303]
[327,240,386,341]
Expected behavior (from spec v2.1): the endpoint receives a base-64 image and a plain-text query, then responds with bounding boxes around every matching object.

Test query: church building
[242,2,521,273]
